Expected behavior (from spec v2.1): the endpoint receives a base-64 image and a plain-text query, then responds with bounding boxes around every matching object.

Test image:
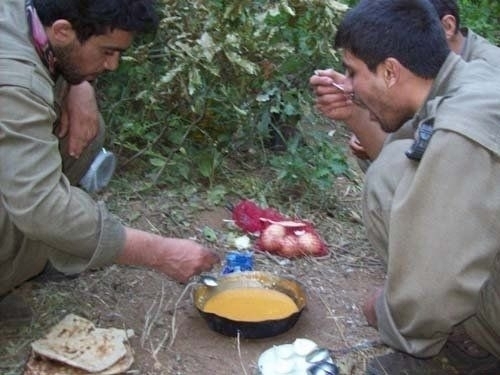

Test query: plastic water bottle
[79,148,117,193]
[221,250,254,274]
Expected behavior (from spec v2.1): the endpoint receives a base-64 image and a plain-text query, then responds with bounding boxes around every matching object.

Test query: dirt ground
[0,165,392,375]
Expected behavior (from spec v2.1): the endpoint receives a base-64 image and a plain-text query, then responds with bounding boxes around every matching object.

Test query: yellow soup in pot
[202,287,299,322]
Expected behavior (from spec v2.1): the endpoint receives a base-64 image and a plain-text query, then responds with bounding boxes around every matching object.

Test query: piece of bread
[28,314,134,374]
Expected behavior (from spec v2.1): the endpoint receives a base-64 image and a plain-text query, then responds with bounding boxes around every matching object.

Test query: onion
[280,235,300,257]
[297,232,323,255]
[260,224,286,252]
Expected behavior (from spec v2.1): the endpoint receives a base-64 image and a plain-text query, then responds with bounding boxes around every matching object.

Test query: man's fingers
[314,68,336,77]
[58,110,69,138]
[67,139,88,158]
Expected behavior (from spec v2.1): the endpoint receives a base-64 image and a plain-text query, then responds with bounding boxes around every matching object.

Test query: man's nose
[104,53,120,71]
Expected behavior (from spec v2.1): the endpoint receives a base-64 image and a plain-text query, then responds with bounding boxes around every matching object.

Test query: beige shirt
[363,53,500,357]
[0,0,125,294]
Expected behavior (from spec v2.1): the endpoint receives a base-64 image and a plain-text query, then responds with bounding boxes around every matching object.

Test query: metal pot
[192,271,307,339]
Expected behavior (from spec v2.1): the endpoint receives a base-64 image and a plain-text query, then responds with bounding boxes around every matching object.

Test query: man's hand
[310,69,355,121]
[311,69,388,161]
[349,134,371,160]
[58,81,99,158]
[118,228,221,284]
[363,286,384,328]
[151,238,220,283]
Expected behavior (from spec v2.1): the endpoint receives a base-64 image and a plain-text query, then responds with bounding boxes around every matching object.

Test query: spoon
[330,81,347,92]
[305,347,331,364]
[199,274,219,287]
[330,81,367,109]
[307,361,339,375]
[331,81,356,101]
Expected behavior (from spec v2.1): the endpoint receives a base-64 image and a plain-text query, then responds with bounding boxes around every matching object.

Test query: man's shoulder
[0,0,54,104]
[0,58,54,106]
[463,28,500,67]
[432,64,500,156]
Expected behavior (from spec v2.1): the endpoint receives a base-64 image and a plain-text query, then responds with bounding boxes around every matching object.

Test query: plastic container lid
[79,148,117,193]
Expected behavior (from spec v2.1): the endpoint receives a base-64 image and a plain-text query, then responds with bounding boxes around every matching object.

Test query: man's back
[385,29,500,147]
[461,28,500,66]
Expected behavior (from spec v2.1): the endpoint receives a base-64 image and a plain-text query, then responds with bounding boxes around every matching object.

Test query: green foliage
[268,127,350,209]
[459,0,500,45]
[97,0,348,200]
[97,0,500,209]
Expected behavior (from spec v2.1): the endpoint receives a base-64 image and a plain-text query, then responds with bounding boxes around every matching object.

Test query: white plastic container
[258,338,330,375]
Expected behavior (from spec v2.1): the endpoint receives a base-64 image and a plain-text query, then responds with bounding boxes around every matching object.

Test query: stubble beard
[52,44,86,85]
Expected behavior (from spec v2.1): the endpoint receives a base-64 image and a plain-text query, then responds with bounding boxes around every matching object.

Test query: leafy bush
[268,127,350,210]
[459,0,500,45]
[97,0,349,199]
[98,0,499,204]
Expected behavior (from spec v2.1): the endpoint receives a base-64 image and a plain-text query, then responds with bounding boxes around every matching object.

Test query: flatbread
[29,314,134,373]
[24,342,134,375]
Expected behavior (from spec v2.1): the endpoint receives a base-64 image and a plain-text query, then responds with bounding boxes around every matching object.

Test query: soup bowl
[192,271,307,339]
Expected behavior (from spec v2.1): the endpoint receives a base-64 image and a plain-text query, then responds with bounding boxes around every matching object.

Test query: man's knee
[59,116,105,185]
[362,139,415,259]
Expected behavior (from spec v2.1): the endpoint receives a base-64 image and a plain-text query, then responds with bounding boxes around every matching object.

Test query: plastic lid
[79,148,117,193]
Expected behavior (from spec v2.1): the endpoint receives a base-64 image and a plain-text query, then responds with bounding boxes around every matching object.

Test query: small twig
[305,252,332,264]
[339,197,362,202]
[317,292,386,362]
[120,121,167,167]
[343,184,352,198]
[153,324,170,357]
[150,282,166,334]
[330,339,385,357]
[141,299,157,347]
[317,293,349,348]
[370,355,390,375]
[90,293,110,309]
[236,331,248,375]
[141,281,169,347]
[254,249,286,266]
[144,216,161,234]
[149,340,163,370]
[168,282,195,348]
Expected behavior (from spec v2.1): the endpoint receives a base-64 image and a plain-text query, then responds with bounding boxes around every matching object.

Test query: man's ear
[440,15,457,39]
[381,57,400,88]
[49,20,76,46]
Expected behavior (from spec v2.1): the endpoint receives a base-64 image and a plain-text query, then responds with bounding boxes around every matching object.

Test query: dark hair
[428,0,461,32]
[33,0,159,43]
[334,0,450,79]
